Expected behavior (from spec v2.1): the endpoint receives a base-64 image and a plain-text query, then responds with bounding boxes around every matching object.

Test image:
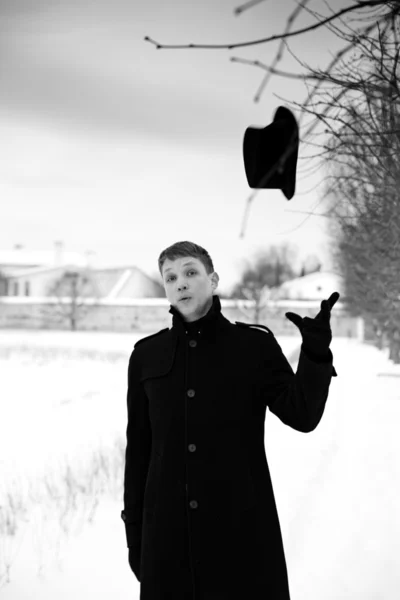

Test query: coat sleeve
[121,349,152,552]
[259,335,335,433]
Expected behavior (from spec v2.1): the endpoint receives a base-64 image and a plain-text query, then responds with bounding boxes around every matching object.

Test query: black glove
[285,292,340,357]
[128,547,141,582]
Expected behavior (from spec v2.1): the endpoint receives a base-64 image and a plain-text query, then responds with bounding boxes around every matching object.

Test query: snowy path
[267,338,400,600]
[0,332,399,599]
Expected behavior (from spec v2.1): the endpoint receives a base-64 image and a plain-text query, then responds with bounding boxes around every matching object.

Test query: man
[121,240,338,600]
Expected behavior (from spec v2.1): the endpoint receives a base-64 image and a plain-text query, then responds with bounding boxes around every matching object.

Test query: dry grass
[0,343,129,587]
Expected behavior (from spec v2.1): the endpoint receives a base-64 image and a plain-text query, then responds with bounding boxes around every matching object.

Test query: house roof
[3,263,160,298]
[281,270,343,285]
[5,264,79,278]
[278,270,345,299]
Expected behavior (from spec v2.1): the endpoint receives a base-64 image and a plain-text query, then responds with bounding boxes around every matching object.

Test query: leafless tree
[319,31,400,361]
[0,270,8,296]
[228,243,301,323]
[299,253,322,277]
[45,268,101,331]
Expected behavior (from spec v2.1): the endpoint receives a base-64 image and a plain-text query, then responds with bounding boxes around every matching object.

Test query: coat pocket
[140,357,177,426]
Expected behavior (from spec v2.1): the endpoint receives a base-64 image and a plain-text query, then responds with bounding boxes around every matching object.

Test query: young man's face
[162,256,219,322]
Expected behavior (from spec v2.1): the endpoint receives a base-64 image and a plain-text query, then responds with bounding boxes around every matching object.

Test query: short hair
[158,241,214,278]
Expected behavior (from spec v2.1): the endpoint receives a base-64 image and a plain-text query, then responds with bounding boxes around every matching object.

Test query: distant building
[0,242,163,299]
[276,270,345,300]
[3,264,162,299]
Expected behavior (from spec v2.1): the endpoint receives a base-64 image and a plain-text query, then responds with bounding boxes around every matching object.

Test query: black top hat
[243,106,299,200]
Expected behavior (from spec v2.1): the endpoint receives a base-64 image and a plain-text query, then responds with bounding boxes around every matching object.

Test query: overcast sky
[0,0,347,293]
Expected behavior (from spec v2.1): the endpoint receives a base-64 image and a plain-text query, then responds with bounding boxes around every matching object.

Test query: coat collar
[137,295,232,379]
[168,294,226,343]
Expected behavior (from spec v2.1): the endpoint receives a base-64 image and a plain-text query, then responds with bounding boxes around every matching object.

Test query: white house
[0,242,163,299]
[277,270,346,300]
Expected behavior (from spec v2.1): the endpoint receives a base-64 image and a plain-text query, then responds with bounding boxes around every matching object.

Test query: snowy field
[0,328,399,600]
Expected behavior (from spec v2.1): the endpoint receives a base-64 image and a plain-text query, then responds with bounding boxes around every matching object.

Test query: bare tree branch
[234,0,267,16]
[144,1,387,51]
[229,56,315,81]
[252,0,312,102]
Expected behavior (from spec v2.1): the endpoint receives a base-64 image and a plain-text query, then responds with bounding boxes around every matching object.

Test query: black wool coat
[121,294,336,600]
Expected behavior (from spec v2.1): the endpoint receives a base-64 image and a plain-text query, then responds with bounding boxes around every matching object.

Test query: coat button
[189,500,198,509]
[188,444,196,452]
[189,340,197,347]
[187,389,195,397]
[121,511,126,522]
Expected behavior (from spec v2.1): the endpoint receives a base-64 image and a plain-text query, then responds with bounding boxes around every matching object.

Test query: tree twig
[144,1,385,51]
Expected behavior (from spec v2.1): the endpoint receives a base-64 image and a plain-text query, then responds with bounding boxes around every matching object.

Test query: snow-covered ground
[0,329,399,600]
